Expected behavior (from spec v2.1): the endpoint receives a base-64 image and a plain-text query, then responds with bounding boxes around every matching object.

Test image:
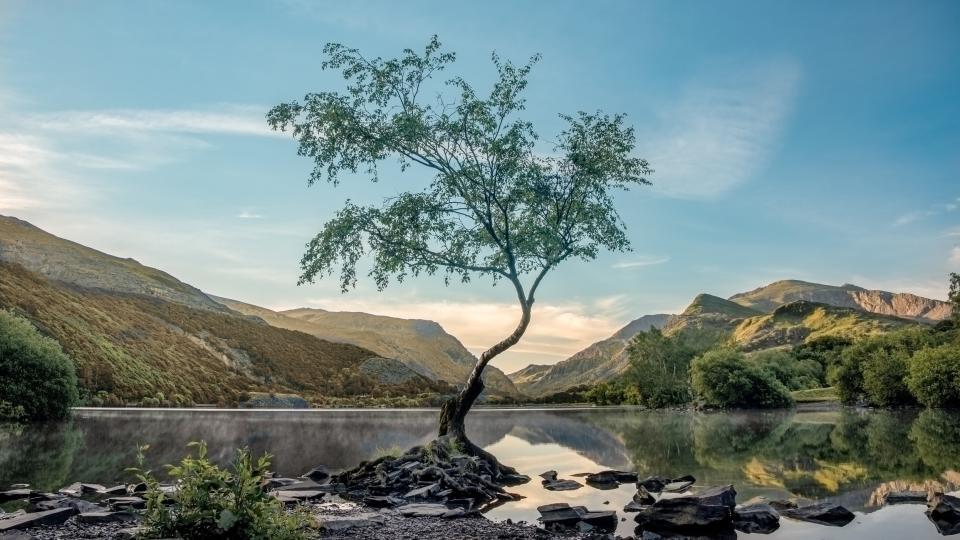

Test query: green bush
[908,345,960,407]
[830,328,939,405]
[749,350,824,390]
[691,349,794,409]
[131,442,312,539]
[0,310,78,420]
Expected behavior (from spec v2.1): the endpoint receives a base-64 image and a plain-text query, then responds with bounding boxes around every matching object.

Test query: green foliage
[0,309,78,420]
[623,329,720,408]
[131,442,312,540]
[690,349,794,409]
[908,344,960,407]
[830,327,940,405]
[748,349,824,390]
[584,381,640,405]
[270,37,650,297]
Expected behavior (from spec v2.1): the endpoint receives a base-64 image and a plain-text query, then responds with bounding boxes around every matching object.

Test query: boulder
[637,528,736,540]
[539,470,558,481]
[928,494,960,535]
[635,486,656,505]
[733,503,780,534]
[634,496,732,531]
[538,503,616,532]
[0,508,77,532]
[33,498,104,514]
[885,491,928,504]
[303,465,330,483]
[782,502,855,526]
[77,511,139,524]
[79,483,106,494]
[638,475,668,493]
[661,477,695,493]
[692,485,736,510]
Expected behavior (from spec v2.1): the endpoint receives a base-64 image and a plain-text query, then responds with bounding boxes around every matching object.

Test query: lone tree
[269,37,650,465]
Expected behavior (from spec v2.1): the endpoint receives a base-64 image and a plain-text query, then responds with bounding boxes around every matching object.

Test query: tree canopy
[267,36,651,308]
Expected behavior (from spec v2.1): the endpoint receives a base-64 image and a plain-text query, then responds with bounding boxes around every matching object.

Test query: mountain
[733,300,918,351]
[0,216,449,405]
[0,216,227,313]
[216,299,520,398]
[509,314,671,396]
[510,280,941,397]
[729,280,950,322]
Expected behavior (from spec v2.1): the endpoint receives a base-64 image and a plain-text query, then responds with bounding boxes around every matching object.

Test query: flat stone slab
[397,503,465,518]
[0,490,33,503]
[661,479,695,493]
[320,514,386,531]
[106,497,146,510]
[272,490,324,501]
[782,502,855,526]
[885,491,928,504]
[0,508,77,532]
[734,503,780,534]
[542,479,583,491]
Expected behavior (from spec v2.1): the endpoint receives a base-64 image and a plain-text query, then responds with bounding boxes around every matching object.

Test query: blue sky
[1,1,958,372]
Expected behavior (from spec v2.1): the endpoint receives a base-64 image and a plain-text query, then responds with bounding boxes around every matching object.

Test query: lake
[2,406,959,538]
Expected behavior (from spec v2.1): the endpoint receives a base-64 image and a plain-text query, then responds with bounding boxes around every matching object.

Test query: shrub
[0,310,78,420]
[691,349,793,409]
[861,348,914,406]
[749,350,824,390]
[131,442,312,539]
[908,345,960,407]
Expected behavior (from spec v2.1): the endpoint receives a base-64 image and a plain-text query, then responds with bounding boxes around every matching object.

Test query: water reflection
[2,407,959,538]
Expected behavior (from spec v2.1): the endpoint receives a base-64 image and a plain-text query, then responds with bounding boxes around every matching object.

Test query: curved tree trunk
[438,301,531,445]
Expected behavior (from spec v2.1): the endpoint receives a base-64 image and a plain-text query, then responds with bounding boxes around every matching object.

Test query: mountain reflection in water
[2,407,959,538]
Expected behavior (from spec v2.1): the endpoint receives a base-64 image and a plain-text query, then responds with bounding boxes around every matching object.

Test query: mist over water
[2,407,959,538]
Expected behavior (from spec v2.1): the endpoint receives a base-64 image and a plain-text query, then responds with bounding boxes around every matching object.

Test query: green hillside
[0,262,450,406]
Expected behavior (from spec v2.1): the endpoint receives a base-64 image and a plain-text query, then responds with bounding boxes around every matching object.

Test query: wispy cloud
[30,105,277,137]
[894,209,937,226]
[236,211,264,219]
[644,62,801,199]
[612,255,670,269]
[951,247,960,270]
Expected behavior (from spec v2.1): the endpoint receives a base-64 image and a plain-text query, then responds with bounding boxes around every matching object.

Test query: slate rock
[661,479,695,493]
[264,477,299,490]
[0,490,32,503]
[106,497,146,510]
[363,495,405,508]
[79,483,106,494]
[885,491,928,504]
[0,508,77,532]
[693,485,736,510]
[272,490,324,502]
[0,532,37,540]
[928,493,960,535]
[782,502,855,526]
[634,497,732,530]
[638,476,668,493]
[543,479,583,492]
[397,503,464,518]
[733,503,780,534]
[78,511,139,524]
[320,513,386,531]
[403,483,438,500]
[634,486,656,505]
[100,485,128,496]
[303,465,330,483]
[539,470,558,481]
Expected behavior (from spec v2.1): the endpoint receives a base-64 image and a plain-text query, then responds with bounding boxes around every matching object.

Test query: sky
[1,1,958,373]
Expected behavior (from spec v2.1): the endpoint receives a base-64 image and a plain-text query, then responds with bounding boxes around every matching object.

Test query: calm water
[2,407,960,538]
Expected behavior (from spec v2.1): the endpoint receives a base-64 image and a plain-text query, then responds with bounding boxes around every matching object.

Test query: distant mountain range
[509,280,950,396]
[1,214,950,404]
[0,215,517,404]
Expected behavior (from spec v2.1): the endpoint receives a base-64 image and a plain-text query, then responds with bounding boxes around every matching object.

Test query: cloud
[612,255,669,269]
[893,209,936,226]
[236,211,264,219]
[951,247,960,270]
[0,132,91,211]
[30,105,278,137]
[644,62,801,199]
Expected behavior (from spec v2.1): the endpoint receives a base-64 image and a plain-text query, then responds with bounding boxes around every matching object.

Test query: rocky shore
[3,461,960,539]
